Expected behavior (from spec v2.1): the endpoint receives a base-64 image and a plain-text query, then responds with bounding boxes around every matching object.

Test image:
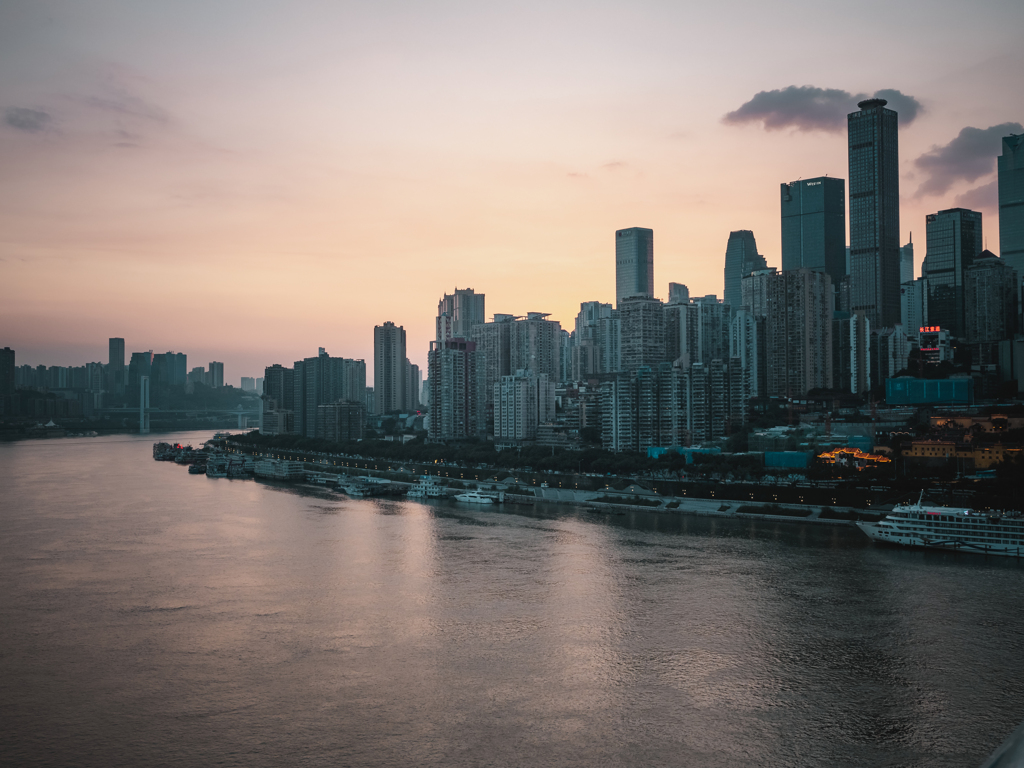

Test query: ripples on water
[1,432,1023,767]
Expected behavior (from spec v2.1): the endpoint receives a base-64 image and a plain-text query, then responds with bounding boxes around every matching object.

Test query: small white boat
[454,492,495,505]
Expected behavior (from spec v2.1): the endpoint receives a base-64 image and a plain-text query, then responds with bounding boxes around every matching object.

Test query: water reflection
[1,432,1023,768]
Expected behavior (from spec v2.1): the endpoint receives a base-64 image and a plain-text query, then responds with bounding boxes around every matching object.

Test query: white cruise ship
[857,494,1024,557]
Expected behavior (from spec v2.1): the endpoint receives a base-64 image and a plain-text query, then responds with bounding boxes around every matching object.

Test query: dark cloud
[723,86,857,132]
[915,122,1023,197]
[5,107,52,133]
[954,180,998,211]
[723,86,922,132]
[872,89,922,124]
[83,91,169,123]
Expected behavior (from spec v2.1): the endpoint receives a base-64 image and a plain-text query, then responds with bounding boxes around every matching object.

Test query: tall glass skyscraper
[780,176,846,284]
[921,208,983,338]
[615,227,654,306]
[723,230,766,310]
[900,238,914,284]
[999,133,1024,275]
[848,98,901,329]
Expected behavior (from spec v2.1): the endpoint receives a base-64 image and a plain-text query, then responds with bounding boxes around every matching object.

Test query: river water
[2,431,1022,767]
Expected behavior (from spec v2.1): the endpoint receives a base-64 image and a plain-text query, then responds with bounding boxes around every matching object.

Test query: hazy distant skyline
[2,0,1022,383]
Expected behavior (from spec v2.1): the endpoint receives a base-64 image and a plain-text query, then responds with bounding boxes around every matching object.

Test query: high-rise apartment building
[0,347,14,397]
[921,208,983,338]
[664,302,697,368]
[764,269,833,398]
[494,372,556,442]
[108,338,125,394]
[263,364,295,412]
[966,251,1018,364]
[572,302,612,379]
[509,313,561,381]
[406,362,421,410]
[151,352,187,386]
[871,326,912,387]
[999,134,1024,274]
[780,177,846,285]
[730,309,762,399]
[691,296,732,365]
[668,283,690,305]
[618,297,665,370]
[472,314,513,404]
[615,227,654,306]
[208,361,224,388]
[597,313,622,374]
[292,349,367,437]
[740,267,777,320]
[316,401,365,442]
[240,377,255,392]
[436,288,486,342]
[723,230,766,310]
[127,351,153,401]
[848,98,901,328]
[427,338,486,440]
[374,322,407,414]
[901,278,929,336]
[833,312,871,395]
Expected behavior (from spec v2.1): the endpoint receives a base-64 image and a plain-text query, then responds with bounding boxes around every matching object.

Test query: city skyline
[2,1,1023,380]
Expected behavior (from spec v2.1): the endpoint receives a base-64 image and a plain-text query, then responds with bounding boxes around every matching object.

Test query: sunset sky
[2,0,1022,384]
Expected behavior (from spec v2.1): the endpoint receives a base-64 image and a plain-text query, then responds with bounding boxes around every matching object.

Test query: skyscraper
[436,288,486,341]
[107,338,125,394]
[780,177,846,284]
[848,98,901,328]
[965,251,1018,364]
[921,208,983,338]
[615,227,654,306]
[999,133,1024,274]
[723,230,766,310]
[374,322,407,414]
[900,237,915,284]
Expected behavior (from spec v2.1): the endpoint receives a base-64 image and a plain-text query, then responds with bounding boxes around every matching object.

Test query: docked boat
[407,476,447,499]
[337,480,405,498]
[856,493,1024,557]
[454,492,495,505]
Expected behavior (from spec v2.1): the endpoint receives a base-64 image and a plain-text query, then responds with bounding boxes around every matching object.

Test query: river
[2,431,1022,767]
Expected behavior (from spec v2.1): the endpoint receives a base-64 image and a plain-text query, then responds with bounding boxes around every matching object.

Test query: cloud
[954,180,998,210]
[5,107,52,133]
[82,89,170,124]
[915,122,1022,197]
[873,89,922,125]
[602,161,626,170]
[723,86,922,132]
